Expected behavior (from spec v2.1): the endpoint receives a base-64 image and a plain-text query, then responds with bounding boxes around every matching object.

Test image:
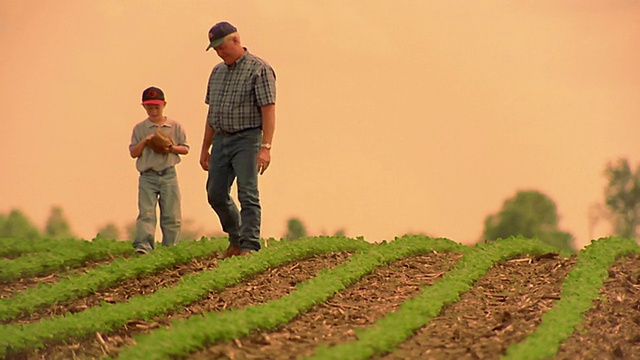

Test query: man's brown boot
[220,244,242,259]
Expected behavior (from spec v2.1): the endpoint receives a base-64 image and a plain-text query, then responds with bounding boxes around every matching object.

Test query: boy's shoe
[221,244,242,259]
[135,248,148,255]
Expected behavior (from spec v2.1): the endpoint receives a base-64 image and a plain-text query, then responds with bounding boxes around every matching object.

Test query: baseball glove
[147,129,174,154]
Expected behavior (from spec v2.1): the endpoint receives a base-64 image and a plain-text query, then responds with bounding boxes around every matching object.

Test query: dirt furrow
[0,258,120,301]
[188,251,462,360]
[18,251,352,360]
[553,254,640,360]
[378,254,575,360]
[5,254,220,325]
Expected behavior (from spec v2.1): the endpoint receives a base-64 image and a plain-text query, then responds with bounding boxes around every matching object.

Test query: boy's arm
[130,134,153,158]
[169,144,189,155]
[170,123,189,155]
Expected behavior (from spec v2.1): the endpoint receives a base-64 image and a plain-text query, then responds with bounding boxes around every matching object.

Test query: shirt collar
[145,117,171,128]
[226,47,249,69]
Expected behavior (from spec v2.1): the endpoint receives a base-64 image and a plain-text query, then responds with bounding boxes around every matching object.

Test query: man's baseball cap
[206,21,237,51]
[141,86,166,105]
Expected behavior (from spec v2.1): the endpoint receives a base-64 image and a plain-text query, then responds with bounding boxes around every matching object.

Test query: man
[130,86,189,254]
[199,21,276,258]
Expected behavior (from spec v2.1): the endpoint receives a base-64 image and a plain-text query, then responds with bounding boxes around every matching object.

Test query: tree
[602,158,640,240]
[179,218,205,242]
[537,230,575,254]
[0,209,41,239]
[44,206,75,239]
[0,214,6,235]
[285,217,307,240]
[333,228,346,237]
[125,221,137,241]
[482,190,576,253]
[122,219,219,242]
[97,222,121,240]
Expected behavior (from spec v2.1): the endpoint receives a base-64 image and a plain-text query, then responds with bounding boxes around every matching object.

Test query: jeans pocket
[236,128,262,147]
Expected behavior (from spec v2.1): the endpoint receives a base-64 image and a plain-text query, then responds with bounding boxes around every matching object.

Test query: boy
[129,86,189,254]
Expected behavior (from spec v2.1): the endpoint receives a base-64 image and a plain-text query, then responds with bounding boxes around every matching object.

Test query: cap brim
[142,100,166,105]
[206,38,225,51]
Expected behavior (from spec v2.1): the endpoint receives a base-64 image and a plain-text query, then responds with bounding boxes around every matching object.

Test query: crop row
[0,237,133,282]
[1,236,638,359]
[0,238,229,322]
[0,236,372,357]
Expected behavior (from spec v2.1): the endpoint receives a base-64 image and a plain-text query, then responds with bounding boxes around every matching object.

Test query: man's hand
[200,151,210,171]
[257,148,271,175]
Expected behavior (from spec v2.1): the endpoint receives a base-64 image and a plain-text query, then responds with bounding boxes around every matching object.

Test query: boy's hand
[147,130,174,154]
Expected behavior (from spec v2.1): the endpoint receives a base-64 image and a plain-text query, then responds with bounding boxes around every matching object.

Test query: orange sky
[1,1,639,248]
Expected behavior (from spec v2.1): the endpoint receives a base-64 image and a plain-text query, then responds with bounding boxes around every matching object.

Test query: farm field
[1,235,639,359]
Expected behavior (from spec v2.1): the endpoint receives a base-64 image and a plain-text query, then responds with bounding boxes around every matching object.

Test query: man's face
[213,37,235,64]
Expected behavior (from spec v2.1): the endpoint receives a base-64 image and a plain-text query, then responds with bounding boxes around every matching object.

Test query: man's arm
[257,103,275,175]
[199,122,215,171]
[261,103,275,146]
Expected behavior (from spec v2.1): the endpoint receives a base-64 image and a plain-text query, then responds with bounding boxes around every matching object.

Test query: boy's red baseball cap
[141,86,166,105]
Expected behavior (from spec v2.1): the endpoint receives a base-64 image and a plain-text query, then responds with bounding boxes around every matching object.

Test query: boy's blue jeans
[206,128,262,252]
[133,167,181,252]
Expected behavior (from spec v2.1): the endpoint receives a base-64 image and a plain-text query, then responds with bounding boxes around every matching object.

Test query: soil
[4,252,640,360]
[0,258,119,302]
[553,254,640,360]
[378,253,575,360]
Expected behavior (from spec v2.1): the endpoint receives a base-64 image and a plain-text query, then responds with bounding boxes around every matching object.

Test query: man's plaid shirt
[205,50,276,134]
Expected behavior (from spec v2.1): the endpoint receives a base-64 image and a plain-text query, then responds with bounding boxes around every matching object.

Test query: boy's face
[142,103,165,117]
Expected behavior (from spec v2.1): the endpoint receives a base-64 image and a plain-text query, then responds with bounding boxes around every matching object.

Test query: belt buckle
[158,167,171,176]
[142,168,168,176]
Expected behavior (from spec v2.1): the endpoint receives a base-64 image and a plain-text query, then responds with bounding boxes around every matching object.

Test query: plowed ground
[2,252,640,360]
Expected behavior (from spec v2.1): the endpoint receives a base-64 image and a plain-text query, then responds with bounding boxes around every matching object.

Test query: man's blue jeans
[134,167,181,252]
[207,128,261,252]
